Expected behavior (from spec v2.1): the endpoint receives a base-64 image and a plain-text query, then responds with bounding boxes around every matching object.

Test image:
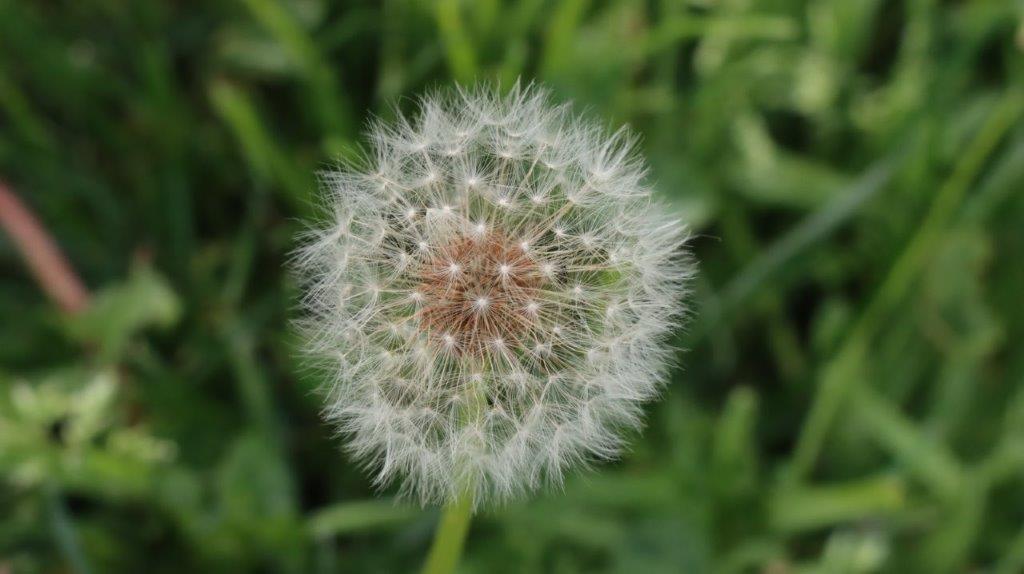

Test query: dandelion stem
[420,374,483,574]
[421,493,473,574]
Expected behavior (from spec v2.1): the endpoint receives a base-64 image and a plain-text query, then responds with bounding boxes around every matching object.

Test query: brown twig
[0,180,91,314]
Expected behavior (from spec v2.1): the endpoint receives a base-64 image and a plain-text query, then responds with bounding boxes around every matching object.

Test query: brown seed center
[416,231,543,356]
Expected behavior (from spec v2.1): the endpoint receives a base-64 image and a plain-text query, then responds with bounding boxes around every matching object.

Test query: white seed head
[294,83,695,506]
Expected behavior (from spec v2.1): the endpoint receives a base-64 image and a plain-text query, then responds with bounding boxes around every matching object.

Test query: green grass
[1,0,1023,572]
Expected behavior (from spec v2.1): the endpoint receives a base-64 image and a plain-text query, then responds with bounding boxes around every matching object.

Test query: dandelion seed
[293,83,695,506]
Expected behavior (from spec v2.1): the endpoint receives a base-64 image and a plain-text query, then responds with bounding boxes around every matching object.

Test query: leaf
[217,432,298,527]
[770,475,906,533]
[307,499,419,539]
[64,265,180,361]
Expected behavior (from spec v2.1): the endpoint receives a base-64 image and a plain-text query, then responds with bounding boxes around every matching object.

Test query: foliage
[1,0,1022,572]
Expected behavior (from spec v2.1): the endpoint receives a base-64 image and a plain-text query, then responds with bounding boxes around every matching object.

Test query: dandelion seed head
[294,83,695,506]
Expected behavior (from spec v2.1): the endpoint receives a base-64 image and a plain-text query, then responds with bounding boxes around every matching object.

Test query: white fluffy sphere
[295,84,695,506]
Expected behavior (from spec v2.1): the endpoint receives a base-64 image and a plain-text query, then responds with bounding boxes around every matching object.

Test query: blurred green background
[1,0,1023,572]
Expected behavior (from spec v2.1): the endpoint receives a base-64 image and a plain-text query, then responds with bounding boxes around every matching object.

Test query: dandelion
[294,84,695,508]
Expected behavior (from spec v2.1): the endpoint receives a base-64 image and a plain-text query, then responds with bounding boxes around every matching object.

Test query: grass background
[1,0,1023,572]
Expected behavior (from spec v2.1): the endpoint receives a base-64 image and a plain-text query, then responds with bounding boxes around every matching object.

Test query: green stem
[45,483,93,574]
[420,359,486,574]
[421,494,474,574]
